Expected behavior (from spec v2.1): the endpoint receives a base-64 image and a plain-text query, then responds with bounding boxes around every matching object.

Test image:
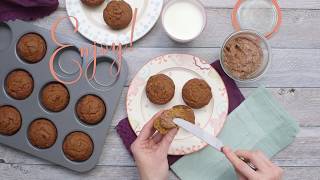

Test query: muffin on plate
[16,33,47,63]
[5,70,34,100]
[103,0,133,30]
[28,119,57,149]
[146,74,175,105]
[0,106,22,136]
[182,78,212,109]
[154,105,195,134]
[76,95,106,125]
[41,82,70,112]
[63,131,93,161]
[81,0,104,7]
[171,105,195,124]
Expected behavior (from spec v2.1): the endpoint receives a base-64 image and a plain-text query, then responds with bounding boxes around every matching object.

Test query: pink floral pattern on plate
[127,54,229,155]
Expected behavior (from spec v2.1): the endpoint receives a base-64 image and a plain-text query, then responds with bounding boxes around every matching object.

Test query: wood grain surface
[0,0,319,179]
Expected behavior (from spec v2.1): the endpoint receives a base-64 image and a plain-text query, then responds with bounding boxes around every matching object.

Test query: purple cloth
[0,0,59,21]
[116,61,245,165]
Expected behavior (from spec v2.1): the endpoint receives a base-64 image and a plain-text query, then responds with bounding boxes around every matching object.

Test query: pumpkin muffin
[146,74,175,105]
[171,105,195,124]
[16,33,47,63]
[28,119,57,149]
[182,79,212,109]
[63,131,93,161]
[81,0,104,7]
[41,82,70,112]
[76,95,106,125]
[154,105,195,134]
[0,106,22,136]
[103,0,133,30]
[5,70,34,100]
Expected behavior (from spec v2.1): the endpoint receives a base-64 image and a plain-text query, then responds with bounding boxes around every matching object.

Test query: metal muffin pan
[0,20,128,172]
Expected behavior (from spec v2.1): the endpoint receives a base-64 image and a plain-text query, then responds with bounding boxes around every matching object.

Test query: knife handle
[239,157,257,171]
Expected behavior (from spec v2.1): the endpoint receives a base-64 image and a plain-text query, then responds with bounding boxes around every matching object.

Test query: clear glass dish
[220,30,271,82]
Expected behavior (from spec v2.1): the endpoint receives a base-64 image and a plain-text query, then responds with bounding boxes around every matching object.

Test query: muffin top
[182,78,212,109]
[28,119,57,149]
[154,105,195,135]
[103,0,133,30]
[0,106,22,136]
[63,132,93,161]
[81,0,104,7]
[76,95,106,125]
[171,105,195,124]
[146,74,175,105]
[41,82,70,112]
[16,33,47,63]
[5,70,34,100]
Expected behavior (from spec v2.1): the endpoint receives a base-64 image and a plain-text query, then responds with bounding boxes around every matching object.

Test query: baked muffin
[146,74,175,105]
[154,110,175,134]
[182,79,212,109]
[81,0,104,7]
[28,119,57,149]
[5,70,34,100]
[76,95,106,125]
[63,132,93,161]
[0,106,22,136]
[154,105,195,134]
[16,33,46,63]
[103,0,133,30]
[41,82,70,112]
[172,105,195,124]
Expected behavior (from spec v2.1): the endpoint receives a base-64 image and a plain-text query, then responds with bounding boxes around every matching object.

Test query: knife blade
[173,118,257,171]
[173,118,224,151]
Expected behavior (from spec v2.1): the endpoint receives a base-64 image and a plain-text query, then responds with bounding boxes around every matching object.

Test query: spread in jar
[223,37,263,80]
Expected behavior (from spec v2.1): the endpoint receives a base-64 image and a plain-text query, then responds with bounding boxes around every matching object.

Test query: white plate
[66,0,163,45]
[127,54,229,155]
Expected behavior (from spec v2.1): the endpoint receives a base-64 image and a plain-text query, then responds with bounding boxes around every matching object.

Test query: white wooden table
[1,0,320,179]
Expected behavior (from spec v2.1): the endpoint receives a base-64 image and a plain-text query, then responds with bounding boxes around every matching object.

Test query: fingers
[235,150,271,170]
[159,128,178,151]
[151,132,163,144]
[222,147,256,179]
[137,111,163,141]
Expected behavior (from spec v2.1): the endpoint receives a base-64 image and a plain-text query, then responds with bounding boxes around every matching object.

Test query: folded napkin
[171,87,300,180]
[116,61,245,165]
[0,0,59,21]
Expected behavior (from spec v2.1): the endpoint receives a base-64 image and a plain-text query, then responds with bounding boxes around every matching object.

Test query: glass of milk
[161,0,206,43]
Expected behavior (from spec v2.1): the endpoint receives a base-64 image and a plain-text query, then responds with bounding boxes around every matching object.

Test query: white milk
[163,1,205,41]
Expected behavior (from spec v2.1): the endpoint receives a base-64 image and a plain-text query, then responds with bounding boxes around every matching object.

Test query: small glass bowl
[220,30,271,82]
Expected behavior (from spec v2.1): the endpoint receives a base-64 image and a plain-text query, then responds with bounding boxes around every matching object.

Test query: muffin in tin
[28,119,57,149]
[40,82,70,112]
[63,131,93,161]
[76,95,106,125]
[16,33,47,64]
[5,70,34,100]
[0,106,22,136]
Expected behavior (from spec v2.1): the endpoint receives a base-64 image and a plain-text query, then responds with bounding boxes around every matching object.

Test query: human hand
[131,111,178,180]
[223,147,283,180]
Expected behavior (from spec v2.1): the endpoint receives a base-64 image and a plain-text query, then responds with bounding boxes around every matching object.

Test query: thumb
[222,146,255,179]
[159,128,178,151]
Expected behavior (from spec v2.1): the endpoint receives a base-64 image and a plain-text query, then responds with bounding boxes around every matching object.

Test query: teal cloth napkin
[171,87,300,180]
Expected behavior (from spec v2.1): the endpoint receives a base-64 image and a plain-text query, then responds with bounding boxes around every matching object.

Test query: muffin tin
[0,20,128,172]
